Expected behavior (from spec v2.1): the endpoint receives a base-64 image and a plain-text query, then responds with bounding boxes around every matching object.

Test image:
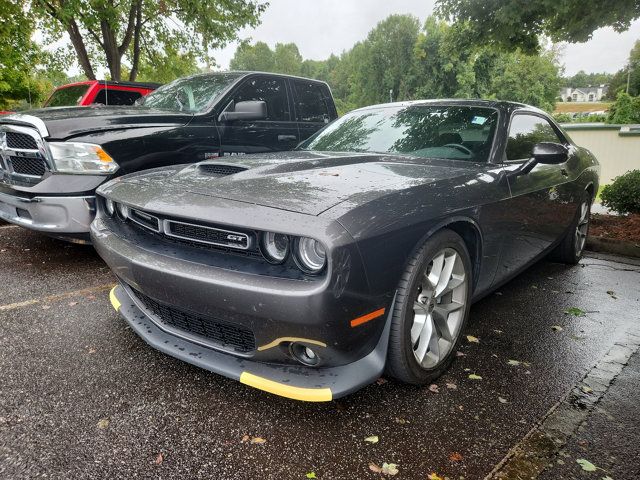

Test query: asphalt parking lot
[1,223,639,480]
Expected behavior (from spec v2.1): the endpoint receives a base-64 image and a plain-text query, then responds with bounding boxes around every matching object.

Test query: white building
[559,85,609,102]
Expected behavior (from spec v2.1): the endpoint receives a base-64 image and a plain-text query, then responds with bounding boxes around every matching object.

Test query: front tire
[385,229,472,385]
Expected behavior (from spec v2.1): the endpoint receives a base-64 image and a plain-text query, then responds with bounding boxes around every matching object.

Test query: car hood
[102,151,483,217]
[0,106,193,140]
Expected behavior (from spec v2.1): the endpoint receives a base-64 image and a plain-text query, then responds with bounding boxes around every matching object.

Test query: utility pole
[389,89,393,103]
[627,63,631,94]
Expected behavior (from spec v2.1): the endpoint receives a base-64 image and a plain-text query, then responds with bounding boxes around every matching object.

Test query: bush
[600,170,640,215]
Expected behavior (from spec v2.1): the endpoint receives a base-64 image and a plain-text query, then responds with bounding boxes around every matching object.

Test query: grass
[554,102,612,113]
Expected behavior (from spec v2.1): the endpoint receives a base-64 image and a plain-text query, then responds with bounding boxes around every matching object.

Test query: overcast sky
[212,0,640,76]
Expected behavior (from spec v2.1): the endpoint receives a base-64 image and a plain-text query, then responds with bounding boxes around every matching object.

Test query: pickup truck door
[218,76,299,156]
[290,80,335,142]
[496,113,577,277]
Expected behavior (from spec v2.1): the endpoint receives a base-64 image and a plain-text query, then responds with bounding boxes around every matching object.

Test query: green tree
[564,70,612,88]
[607,91,640,123]
[229,41,275,72]
[135,46,200,84]
[32,0,267,81]
[273,43,303,75]
[436,0,640,53]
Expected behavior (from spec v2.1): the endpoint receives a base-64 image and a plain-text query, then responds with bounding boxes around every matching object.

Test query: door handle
[278,135,297,142]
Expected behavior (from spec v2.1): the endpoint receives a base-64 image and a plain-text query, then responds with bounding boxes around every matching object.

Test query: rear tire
[551,191,592,265]
[385,229,472,385]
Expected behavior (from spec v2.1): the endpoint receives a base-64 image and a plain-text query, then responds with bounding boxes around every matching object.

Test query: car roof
[350,99,549,116]
[179,71,332,87]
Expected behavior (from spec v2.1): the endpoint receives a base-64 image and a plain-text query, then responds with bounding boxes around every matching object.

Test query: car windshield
[140,73,242,113]
[300,104,499,162]
[44,84,91,107]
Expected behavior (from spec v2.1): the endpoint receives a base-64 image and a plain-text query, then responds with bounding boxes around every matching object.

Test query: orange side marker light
[350,308,386,327]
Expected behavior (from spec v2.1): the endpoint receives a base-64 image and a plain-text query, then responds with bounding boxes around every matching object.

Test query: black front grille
[132,288,256,353]
[9,156,46,176]
[167,221,249,249]
[6,132,38,150]
[130,209,160,231]
[199,164,247,176]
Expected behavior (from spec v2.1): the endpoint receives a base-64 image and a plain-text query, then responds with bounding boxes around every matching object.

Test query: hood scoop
[198,163,248,177]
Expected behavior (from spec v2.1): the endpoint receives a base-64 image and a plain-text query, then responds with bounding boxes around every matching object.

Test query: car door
[218,75,299,156]
[291,80,335,142]
[497,112,578,275]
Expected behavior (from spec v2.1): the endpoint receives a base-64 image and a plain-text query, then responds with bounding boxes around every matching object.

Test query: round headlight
[104,198,115,216]
[296,237,326,273]
[116,203,129,220]
[261,232,290,263]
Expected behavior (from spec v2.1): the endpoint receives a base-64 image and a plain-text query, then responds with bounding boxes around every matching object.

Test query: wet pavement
[1,224,639,480]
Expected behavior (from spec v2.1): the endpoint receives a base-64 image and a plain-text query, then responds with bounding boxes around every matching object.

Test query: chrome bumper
[0,190,95,234]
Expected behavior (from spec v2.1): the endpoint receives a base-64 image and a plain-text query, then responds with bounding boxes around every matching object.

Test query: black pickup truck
[0,72,338,242]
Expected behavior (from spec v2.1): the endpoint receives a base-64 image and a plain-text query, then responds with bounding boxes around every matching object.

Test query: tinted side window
[506,114,564,160]
[93,89,143,106]
[232,77,289,121]
[294,81,330,123]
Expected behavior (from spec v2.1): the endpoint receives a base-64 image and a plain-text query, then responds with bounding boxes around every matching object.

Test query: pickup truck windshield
[140,73,242,113]
[301,105,499,163]
[44,85,90,107]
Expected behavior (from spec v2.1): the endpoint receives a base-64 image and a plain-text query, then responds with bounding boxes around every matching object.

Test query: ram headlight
[295,237,327,273]
[48,142,118,174]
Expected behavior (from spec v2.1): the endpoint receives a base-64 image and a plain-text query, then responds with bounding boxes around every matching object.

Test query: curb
[586,236,640,258]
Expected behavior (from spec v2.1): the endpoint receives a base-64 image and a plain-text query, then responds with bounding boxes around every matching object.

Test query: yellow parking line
[0,284,115,312]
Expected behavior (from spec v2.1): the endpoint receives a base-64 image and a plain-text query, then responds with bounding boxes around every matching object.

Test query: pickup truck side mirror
[532,142,569,164]
[218,100,267,122]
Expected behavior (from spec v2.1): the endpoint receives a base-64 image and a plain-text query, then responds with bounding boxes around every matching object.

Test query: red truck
[43,80,161,108]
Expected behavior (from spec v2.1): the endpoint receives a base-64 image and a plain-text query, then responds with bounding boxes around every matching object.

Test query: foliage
[600,170,640,215]
[607,92,640,124]
[435,0,640,53]
[553,112,608,124]
[563,70,612,88]
[31,0,267,81]
[229,14,562,113]
[606,39,640,99]
[134,46,200,84]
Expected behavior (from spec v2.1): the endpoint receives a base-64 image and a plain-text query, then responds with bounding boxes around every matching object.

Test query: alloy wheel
[575,200,590,256]
[411,248,468,369]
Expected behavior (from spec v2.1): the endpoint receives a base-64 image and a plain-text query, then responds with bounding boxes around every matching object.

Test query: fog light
[290,343,320,366]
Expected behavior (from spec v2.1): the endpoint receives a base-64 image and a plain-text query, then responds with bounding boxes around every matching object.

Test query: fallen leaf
[495,291,503,296]
[306,473,317,479]
[552,325,564,332]
[41,305,51,310]
[581,386,594,394]
[468,374,482,380]
[455,351,466,357]
[87,348,96,354]
[369,463,382,473]
[250,437,267,444]
[428,384,439,393]
[381,463,399,476]
[427,473,445,480]
[394,417,409,424]
[606,290,617,299]
[364,435,379,444]
[601,476,614,480]
[466,335,480,343]
[446,382,457,390]
[576,459,597,472]
[493,329,503,334]
[68,301,78,307]
[507,359,521,366]
[155,452,163,465]
[376,377,388,385]
[449,452,463,462]
[96,418,109,430]
[531,284,538,289]
[565,307,586,317]
[241,435,250,443]
[498,397,508,404]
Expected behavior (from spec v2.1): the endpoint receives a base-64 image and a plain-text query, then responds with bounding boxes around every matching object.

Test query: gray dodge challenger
[91,100,599,401]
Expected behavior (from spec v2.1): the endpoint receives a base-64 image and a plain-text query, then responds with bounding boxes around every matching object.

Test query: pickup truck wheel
[385,229,472,385]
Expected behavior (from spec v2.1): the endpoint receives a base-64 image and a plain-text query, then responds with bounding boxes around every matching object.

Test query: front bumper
[110,284,392,401]
[0,190,95,237]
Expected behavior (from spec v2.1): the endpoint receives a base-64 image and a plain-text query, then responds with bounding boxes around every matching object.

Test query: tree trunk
[101,19,121,80]
[129,4,143,81]
[66,20,96,80]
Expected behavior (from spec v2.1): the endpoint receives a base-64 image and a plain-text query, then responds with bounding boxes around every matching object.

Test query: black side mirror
[532,142,568,164]
[218,100,267,122]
